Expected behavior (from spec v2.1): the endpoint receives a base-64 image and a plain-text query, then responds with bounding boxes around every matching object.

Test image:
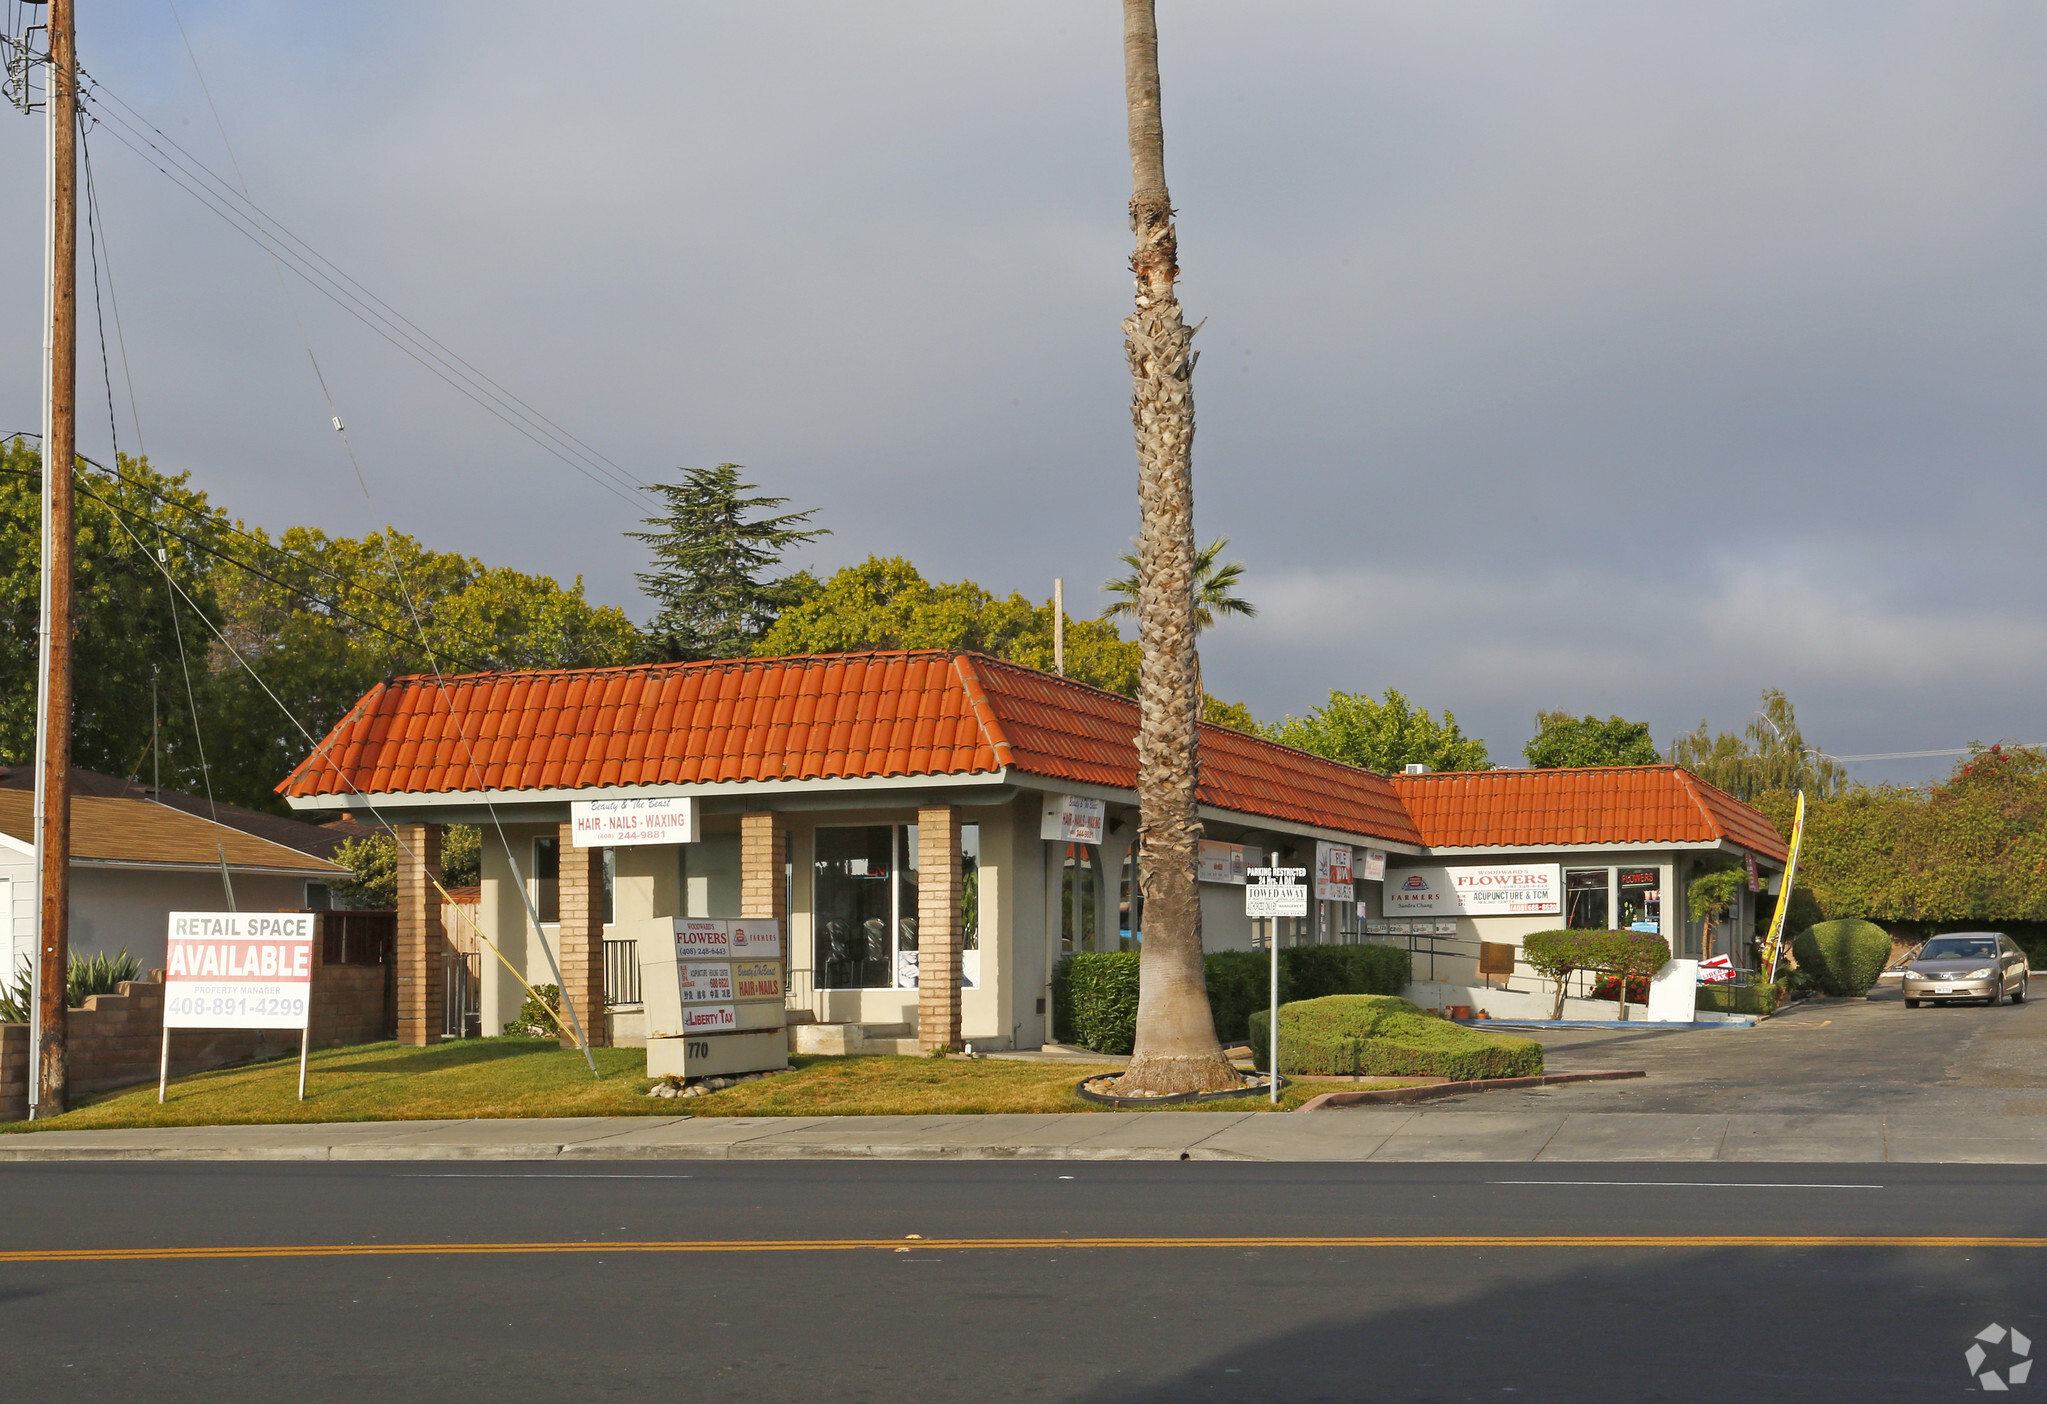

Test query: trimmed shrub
[1521,929,1671,1017]
[503,984,563,1039]
[1790,920,1892,997]
[1204,945,1412,1043]
[1247,995,1543,1081]
[1052,944,1415,1054]
[1050,953,1142,1054]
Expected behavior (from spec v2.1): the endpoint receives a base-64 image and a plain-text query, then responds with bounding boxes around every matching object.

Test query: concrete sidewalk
[0,1109,2042,1162]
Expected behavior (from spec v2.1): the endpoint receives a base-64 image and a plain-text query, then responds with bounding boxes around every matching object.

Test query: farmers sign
[1383,864,1560,917]
[163,912,315,1030]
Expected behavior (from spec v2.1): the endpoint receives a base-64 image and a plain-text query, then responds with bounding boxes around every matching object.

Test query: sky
[3,2,2044,786]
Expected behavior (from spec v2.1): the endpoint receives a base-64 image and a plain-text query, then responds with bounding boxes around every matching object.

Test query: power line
[72,68,650,512]
[1822,745,2046,764]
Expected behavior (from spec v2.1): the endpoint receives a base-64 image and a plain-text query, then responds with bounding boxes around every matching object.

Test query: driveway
[1431,992,2047,1116]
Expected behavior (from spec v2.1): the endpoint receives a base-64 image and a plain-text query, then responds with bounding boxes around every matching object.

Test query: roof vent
[1403,763,1431,775]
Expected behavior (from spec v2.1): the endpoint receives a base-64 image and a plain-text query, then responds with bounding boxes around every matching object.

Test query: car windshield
[1919,938,1997,961]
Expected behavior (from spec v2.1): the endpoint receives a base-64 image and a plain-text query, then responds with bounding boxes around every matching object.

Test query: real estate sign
[1383,864,1560,917]
[163,912,315,1030]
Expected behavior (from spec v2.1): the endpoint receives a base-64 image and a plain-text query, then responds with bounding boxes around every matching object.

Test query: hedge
[1247,995,1543,1080]
[1790,919,1892,997]
[1051,944,1413,1055]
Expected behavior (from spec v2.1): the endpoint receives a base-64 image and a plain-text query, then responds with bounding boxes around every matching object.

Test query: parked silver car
[1902,933,2030,1008]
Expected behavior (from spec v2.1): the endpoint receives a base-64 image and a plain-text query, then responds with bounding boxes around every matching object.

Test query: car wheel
[1905,998,1919,1008]
[2015,978,2029,1005]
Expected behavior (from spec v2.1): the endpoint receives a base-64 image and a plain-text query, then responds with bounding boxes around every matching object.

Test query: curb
[1296,1069,1647,1113]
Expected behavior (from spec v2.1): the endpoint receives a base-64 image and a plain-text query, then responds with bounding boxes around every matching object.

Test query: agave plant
[0,948,144,1024]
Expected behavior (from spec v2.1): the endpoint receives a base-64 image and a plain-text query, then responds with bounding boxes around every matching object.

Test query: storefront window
[1118,847,1142,951]
[1061,843,1101,953]
[1565,868,1609,930]
[815,824,978,990]
[1617,868,1659,932]
[814,826,896,989]
[533,836,560,924]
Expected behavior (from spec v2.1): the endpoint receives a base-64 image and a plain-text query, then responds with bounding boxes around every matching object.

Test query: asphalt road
[3,1160,2042,1401]
[1463,990,2047,1115]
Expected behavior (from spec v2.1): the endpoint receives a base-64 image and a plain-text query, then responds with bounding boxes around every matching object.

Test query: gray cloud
[3,2,2042,783]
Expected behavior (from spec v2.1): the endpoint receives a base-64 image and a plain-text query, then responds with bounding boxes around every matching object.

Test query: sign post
[161,912,316,1103]
[1246,867,1307,1104]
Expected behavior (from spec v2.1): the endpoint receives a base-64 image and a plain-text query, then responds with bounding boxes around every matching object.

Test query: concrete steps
[790,1021,920,1056]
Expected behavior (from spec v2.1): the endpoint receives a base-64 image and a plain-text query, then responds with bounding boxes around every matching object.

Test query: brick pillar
[394,823,445,1047]
[917,806,963,1052]
[740,812,789,924]
[556,824,609,1048]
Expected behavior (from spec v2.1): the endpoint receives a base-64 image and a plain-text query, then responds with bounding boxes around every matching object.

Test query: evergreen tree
[631,465,827,661]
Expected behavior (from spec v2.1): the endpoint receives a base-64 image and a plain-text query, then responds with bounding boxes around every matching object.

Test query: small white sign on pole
[570,796,696,848]
[162,913,316,1103]
[1244,868,1306,1106]
[1040,794,1107,846]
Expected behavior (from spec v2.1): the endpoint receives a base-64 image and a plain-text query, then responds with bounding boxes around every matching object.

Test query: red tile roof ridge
[1390,763,1690,781]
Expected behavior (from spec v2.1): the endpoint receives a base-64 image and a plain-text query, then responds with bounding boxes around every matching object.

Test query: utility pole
[1052,578,1064,677]
[32,0,77,1117]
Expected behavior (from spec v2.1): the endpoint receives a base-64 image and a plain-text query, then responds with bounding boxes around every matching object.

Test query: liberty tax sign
[163,912,315,1030]
[1384,864,1560,917]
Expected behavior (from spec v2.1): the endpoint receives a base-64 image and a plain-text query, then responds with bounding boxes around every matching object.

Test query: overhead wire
[75,468,581,1046]
[155,9,600,1068]
[73,66,649,512]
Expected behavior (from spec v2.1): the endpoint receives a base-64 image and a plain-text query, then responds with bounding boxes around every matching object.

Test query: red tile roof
[278,651,1425,845]
[279,654,1786,858]
[1389,765,1789,860]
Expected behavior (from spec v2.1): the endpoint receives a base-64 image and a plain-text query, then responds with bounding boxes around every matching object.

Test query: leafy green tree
[331,823,481,909]
[1670,688,1845,800]
[1524,711,1662,768]
[1260,687,1490,773]
[0,441,229,793]
[755,555,1144,694]
[631,465,826,662]
[1103,537,1255,632]
[1201,696,1259,732]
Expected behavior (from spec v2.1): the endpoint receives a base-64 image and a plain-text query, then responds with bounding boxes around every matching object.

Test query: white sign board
[1245,868,1309,918]
[1384,863,1561,917]
[163,913,314,1030]
[1646,959,1699,1023]
[1198,840,1249,885]
[570,796,696,848]
[1315,842,1355,903]
[1361,849,1387,883]
[1040,794,1106,846]
[677,962,737,1004]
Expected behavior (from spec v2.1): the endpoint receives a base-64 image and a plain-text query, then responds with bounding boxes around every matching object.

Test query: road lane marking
[1,1235,2042,1264]
[1486,1180,1884,1190]
[392,1174,697,1179]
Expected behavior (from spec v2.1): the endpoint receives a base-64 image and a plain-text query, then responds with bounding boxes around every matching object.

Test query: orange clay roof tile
[1389,765,1787,861]
[280,654,1785,858]
[278,650,1424,844]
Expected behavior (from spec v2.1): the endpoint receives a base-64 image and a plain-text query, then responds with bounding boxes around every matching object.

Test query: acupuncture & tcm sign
[163,912,314,1030]
[570,796,696,848]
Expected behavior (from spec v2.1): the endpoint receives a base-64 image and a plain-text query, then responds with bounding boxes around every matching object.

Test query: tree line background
[5,442,2035,945]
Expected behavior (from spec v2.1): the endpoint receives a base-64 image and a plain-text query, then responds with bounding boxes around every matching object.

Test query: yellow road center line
[2,1235,2044,1264]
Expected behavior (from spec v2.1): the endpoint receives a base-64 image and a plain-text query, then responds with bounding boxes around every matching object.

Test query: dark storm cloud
[2,2,2041,780]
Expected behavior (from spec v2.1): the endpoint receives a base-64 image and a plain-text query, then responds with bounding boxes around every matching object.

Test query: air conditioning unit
[1403,763,1431,775]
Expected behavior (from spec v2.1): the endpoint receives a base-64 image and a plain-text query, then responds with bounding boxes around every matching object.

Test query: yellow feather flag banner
[1760,789,1807,982]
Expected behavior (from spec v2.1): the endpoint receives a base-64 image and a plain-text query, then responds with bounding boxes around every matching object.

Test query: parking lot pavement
[1411,991,2047,1118]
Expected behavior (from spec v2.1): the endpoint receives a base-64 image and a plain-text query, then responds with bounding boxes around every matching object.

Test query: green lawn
[3,1038,1385,1132]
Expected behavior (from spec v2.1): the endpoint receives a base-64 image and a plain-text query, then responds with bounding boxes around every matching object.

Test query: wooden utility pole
[33,0,77,1116]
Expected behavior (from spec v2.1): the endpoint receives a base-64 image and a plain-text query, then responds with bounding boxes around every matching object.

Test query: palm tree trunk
[1117,0,1240,1096]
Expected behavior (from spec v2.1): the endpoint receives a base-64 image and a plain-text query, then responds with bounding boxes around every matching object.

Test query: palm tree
[1115,0,1242,1097]
[1104,537,1256,632]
